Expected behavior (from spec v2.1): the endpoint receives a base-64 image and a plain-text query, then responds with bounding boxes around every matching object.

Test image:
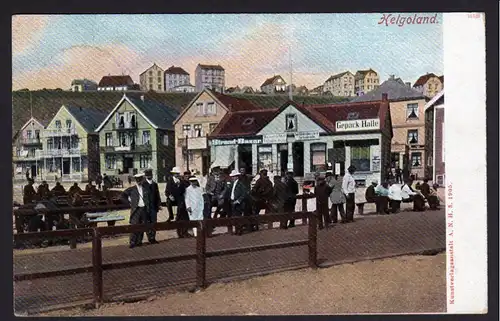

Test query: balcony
[13,151,38,162]
[20,138,42,146]
[100,144,152,154]
[35,148,82,158]
[187,136,207,150]
[43,127,77,137]
[113,122,138,131]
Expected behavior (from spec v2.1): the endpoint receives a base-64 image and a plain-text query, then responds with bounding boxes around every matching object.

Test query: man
[388,182,403,213]
[51,181,66,195]
[185,176,204,237]
[395,167,402,184]
[342,165,356,223]
[85,180,97,193]
[68,182,83,197]
[102,173,112,192]
[23,178,37,205]
[315,176,332,229]
[37,180,50,200]
[96,174,103,191]
[427,183,441,210]
[401,179,426,211]
[121,173,150,248]
[25,169,30,181]
[375,182,390,214]
[420,178,440,210]
[206,168,226,219]
[365,180,380,213]
[327,172,346,223]
[164,167,185,222]
[283,169,299,228]
[229,169,249,235]
[251,169,274,231]
[239,167,253,220]
[143,169,161,244]
[270,175,288,229]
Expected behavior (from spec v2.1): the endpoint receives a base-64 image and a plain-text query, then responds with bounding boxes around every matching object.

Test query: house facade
[95,95,178,182]
[12,117,47,180]
[195,64,225,93]
[172,84,196,93]
[35,105,107,182]
[139,63,165,92]
[424,90,445,185]
[98,75,136,91]
[71,79,97,92]
[413,73,444,98]
[309,85,324,96]
[208,96,393,186]
[354,69,380,96]
[165,66,190,92]
[323,71,355,96]
[173,89,261,175]
[260,75,287,95]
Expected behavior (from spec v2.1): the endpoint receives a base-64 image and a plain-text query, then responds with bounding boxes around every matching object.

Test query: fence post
[308,212,318,268]
[302,196,308,225]
[92,228,103,307]
[196,220,207,289]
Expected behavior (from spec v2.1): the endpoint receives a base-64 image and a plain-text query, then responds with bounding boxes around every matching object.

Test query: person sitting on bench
[401,179,426,212]
[365,180,379,212]
[388,182,402,213]
[426,182,441,210]
[375,181,390,214]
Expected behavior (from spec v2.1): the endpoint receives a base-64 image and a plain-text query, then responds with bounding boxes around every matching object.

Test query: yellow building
[412,73,444,98]
[323,71,355,96]
[354,69,380,96]
[139,63,165,92]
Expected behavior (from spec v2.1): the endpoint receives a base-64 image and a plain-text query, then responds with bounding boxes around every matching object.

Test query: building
[139,63,165,92]
[195,64,225,93]
[260,75,287,95]
[354,69,380,96]
[98,75,136,91]
[164,66,190,92]
[12,117,49,180]
[173,89,262,175]
[172,84,196,93]
[323,71,355,97]
[424,90,445,185]
[35,105,107,182]
[352,75,428,179]
[413,73,444,98]
[70,79,97,92]
[225,86,256,94]
[208,95,393,185]
[309,85,324,96]
[95,94,179,182]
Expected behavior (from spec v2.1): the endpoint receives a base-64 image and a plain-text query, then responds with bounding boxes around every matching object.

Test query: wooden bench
[356,201,375,215]
[86,213,125,227]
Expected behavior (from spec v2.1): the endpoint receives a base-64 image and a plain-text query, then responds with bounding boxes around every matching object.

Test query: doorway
[30,165,37,178]
[292,142,304,176]
[123,156,134,174]
[278,144,288,176]
[62,159,70,175]
[202,152,210,176]
[238,144,253,175]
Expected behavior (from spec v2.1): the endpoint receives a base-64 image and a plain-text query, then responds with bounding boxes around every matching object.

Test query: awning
[211,145,235,169]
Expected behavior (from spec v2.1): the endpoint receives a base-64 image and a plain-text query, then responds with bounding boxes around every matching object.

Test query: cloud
[12,15,50,56]
[13,44,141,90]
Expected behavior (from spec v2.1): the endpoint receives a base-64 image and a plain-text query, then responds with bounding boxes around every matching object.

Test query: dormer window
[242,117,254,126]
[285,114,297,132]
[55,120,61,129]
[194,124,203,137]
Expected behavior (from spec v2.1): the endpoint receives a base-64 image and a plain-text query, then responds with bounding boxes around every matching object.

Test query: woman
[327,173,346,223]
[185,176,204,237]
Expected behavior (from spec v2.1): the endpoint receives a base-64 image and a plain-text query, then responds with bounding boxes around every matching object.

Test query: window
[411,152,422,167]
[427,156,433,166]
[157,77,161,83]
[26,130,32,139]
[149,70,153,75]
[105,156,116,169]
[285,114,297,131]
[47,138,54,150]
[157,71,161,77]
[142,131,151,145]
[194,124,203,137]
[196,103,204,115]
[182,124,191,138]
[407,129,419,144]
[34,130,40,140]
[55,120,61,129]
[140,154,152,168]
[158,84,162,90]
[71,137,79,149]
[72,158,81,172]
[209,123,218,133]
[350,146,370,172]
[258,145,273,172]
[163,134,169,146]
[66,119,72,128]
[206,102,216,115]
[407,103,419,119]
[310,143,327,172]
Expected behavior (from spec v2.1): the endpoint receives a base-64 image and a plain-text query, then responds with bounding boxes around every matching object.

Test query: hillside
[12,90,351,136]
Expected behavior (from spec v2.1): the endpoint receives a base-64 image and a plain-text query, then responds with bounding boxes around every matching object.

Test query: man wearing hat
[23,178,37,205]
[143,169,161,244]
[229,169,249,235]
[283,168,299,228]
[342,165,357,223]
[164,167,186,222]
[121,173,150,248]
[250,169,274,231]
[365,180,380,214]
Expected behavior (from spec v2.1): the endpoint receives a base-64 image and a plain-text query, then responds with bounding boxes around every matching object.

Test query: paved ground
[38,253,446,316]
[14,209,445,314]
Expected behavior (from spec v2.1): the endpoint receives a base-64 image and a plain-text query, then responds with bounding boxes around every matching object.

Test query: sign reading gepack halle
[336,118,380,132]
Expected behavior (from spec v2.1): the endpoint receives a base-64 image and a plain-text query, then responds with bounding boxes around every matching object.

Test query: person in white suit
[185,176,204,237]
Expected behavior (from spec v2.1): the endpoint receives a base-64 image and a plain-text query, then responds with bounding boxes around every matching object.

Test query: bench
[87,214,125,227]
[356,201,376,215]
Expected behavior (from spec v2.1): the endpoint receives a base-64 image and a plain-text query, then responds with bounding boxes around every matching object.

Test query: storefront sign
[263,133,287,144]
[294,131,320,141]
[336,118,380,132]
[209,138,262,146]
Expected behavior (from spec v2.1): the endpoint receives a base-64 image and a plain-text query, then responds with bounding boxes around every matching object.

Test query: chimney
[382,93,388,101]
[405,82,411,88]
[140,95,145,102]
[389,75,395,80]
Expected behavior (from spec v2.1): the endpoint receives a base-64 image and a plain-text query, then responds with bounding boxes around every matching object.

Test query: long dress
[185,185,204,236]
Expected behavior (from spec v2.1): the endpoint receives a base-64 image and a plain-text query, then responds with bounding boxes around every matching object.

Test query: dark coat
[51,184,66,195]
[252,177,274,202]
[68,185,83,196]
[121,184,150,214]
[269,180,288,212]
[165,176,187,204]
[420,182,431,198]
[230,179,249,204]
[144,180,161,213]
[315,180,331,213]
[23,184,37,204]
[85,184,96,193]
[37,184,50,199]
[365,185,377,202]
[284,176,299,201]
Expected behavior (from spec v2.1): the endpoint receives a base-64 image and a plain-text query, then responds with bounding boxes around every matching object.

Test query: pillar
[303,142,311,175]
[234,146,239,171]
[271,144,278,173]
[252,144,258,175]
[287,142,293,170]
[345,146,351,168]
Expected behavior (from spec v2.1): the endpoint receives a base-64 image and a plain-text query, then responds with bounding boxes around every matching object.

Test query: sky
[12,14,443,91]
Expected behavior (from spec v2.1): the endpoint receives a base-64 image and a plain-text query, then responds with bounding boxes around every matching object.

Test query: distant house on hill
[98,75,136,91]
[71,79,98,92]
[260,75,287,95]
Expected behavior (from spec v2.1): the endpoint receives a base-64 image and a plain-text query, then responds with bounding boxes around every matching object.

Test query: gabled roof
[98,75,134,87]
[65,105,108,132]
[197,64,224,71]
[165,66,189,75]
[413,73,439,87]
[261,75,286,87]
[95,95,179,131]
[210,109,277,138]
[311,85,324,92]
[350,78,426,103]
[139,63,164,76]
[325,71,353,82]
[355,69,377,79]
[20,117,49,131]
[425,89,445,111]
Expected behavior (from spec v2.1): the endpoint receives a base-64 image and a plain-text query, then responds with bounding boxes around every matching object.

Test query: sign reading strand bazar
[210,138,262,146]
[336,118,380,132]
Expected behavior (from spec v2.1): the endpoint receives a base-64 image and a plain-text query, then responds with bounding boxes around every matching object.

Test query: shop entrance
[278,144,288,176]
[292,142,304,176]
[201,152,210,176]
[30,165,37,178]
[238,144,253,174]
[62,159,70,175]
[123,156,134,174]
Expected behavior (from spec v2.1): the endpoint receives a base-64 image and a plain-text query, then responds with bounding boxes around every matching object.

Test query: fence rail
[13,210,318,308]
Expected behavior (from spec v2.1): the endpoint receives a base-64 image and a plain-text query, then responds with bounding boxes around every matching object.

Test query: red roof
[413,73,439,87]
[261,75,285,87]
[98,75,134,87]
[210,109,277,138]
[165,66,189,75]
[212,91,262,112]
[198,64,224,71]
